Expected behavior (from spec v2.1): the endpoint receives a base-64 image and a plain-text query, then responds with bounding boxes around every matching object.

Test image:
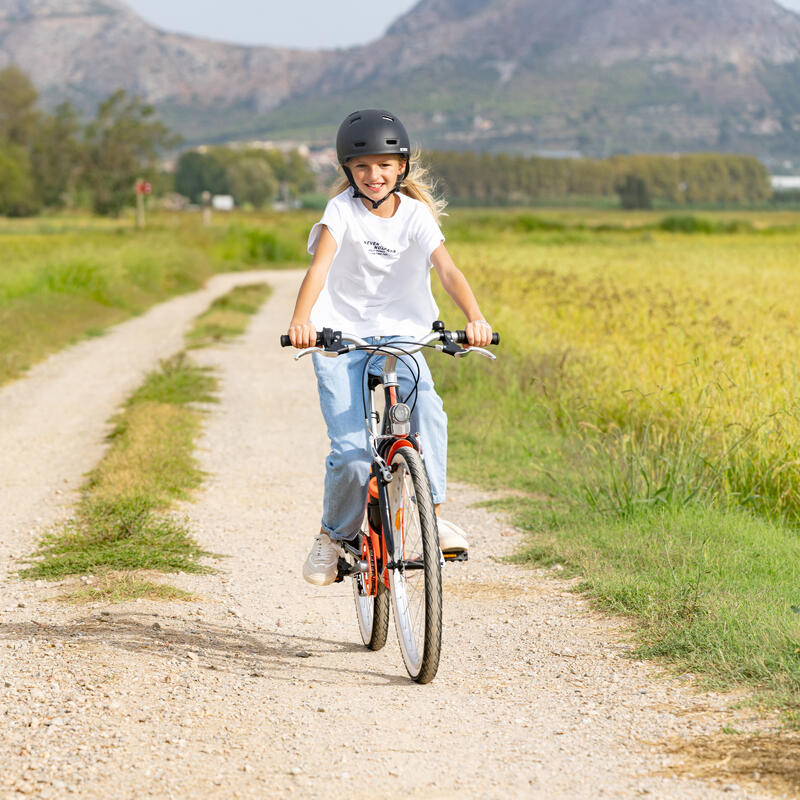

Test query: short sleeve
[412,205,445,265]
[307,198,344,255]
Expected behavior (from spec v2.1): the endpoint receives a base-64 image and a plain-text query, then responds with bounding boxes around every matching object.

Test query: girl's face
[346,154,406,202]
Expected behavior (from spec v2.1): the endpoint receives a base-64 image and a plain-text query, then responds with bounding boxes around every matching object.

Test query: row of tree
[173,148,316,207]
[425,151,773,206]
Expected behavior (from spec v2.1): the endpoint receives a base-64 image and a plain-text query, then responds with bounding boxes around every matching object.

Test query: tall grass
[433,213,800,705]
[438,229,800,523]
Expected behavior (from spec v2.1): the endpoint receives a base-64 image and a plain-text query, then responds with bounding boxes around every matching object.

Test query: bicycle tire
[385,446,442,683]
[352,532,389,650]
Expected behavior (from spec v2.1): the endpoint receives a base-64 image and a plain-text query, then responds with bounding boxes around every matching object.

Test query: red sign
[135,180,152,195]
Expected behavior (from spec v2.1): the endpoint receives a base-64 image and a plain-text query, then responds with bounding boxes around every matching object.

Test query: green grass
[21,355,219,581]
[218,224,307,264]
[508,502,800,693]
[0,212,303,386]
[24,496,212,578]
[57,573,196,604]
[439,357,800,709]
[187,282,272,348]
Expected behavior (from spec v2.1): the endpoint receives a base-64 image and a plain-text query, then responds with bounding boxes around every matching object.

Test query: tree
[174,151,229,203]
[262,148,316,194]
[0,142,38,216]
[83,90,177,215]
[30,102,84,207]
[0,66,39,147]
[225,156,277,208]
[616,174,652,209]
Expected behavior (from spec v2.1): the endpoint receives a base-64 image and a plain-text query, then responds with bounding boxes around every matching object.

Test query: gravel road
[0,270,786,799]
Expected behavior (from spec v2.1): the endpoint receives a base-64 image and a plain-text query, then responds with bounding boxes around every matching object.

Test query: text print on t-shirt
[364,240,398,258]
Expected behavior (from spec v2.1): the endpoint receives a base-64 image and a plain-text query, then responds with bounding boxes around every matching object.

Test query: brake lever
[295,344,355,360]
[294,347,326,360]
[454,346,496,360]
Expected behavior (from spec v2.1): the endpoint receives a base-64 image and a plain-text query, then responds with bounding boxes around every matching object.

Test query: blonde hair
[332,150,447,222]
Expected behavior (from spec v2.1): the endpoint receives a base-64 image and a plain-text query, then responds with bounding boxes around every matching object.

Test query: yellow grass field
[437,217,800,521]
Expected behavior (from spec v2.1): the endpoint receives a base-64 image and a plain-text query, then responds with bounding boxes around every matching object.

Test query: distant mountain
[1,0,800,158]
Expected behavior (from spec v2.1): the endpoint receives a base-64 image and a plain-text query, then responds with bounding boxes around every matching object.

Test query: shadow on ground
[0,613,410,685]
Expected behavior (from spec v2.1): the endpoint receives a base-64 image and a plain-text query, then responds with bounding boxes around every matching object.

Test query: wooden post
[134,178,151,228]
[136,186,145,229]
[202,190,212,227]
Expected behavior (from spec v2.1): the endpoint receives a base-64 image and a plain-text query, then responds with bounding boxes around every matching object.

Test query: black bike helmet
[336,109,411,209]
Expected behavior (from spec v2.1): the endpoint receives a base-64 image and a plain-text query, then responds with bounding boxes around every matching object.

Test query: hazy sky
[125,0,800,49]
[125,0,418,49]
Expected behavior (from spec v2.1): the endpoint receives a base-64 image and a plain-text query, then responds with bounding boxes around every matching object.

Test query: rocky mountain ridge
[1,0,799,158]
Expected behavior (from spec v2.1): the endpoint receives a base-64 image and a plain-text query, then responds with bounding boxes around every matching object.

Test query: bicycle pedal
[334,556,349,583]
[443,551,469,563]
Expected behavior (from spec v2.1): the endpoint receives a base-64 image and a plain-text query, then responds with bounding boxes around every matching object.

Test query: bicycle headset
[336,109,411,210]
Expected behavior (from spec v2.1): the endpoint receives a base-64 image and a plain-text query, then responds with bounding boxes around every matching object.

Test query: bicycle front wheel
[385,446,442,683]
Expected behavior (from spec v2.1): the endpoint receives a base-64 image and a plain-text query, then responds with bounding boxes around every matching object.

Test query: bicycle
[280,321,499,683]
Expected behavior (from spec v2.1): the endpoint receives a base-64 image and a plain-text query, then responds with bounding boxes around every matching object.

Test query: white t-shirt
[307,190,444,338]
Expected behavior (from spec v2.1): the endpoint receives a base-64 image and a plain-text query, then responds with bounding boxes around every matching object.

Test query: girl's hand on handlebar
[288,321,317,349]
[465,319,493,347]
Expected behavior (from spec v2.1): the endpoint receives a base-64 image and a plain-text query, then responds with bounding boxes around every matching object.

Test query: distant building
[771,175,800,191]
[212,195,234,211]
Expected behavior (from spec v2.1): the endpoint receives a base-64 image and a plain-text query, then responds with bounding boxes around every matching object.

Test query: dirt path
[0,271,785,799]
[0,270,271,584]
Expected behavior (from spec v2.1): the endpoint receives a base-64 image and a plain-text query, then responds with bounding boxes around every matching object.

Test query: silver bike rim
[353,569,374,643]
[387,460,427,676]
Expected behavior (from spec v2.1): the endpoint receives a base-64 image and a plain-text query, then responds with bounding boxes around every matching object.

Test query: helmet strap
[343,158,411,210]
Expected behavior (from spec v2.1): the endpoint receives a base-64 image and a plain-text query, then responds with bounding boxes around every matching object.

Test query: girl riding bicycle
[287,109,493,586]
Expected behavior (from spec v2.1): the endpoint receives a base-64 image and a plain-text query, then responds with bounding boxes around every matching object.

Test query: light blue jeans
[313,336,447,541]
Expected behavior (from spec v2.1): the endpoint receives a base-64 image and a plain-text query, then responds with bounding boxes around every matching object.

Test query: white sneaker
[437,518,469,556]
[302,533,343,586]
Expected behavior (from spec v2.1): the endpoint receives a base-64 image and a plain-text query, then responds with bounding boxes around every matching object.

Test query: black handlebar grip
[453,330,500,345]
[280,332,326,348]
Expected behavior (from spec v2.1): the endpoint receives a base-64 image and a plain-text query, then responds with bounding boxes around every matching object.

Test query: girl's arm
[288,226,337,348]
[430,243,493,347]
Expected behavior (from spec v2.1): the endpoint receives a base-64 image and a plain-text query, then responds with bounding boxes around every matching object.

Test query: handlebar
[280,321,499,355]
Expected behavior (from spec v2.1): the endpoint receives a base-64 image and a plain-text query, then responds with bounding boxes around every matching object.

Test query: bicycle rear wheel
[352,531,389,650]
[385,446,442,683]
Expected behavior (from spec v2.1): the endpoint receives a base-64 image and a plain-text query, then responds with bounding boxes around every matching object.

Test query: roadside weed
[186,282,272,348]
[21,356,220,581]
[57,572,196,604]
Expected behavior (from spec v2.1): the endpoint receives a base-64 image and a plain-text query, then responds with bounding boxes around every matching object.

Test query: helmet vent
[349,116,362,124]
[382,115,394,121]
[354,141,366,148]
[386,139,398,145]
